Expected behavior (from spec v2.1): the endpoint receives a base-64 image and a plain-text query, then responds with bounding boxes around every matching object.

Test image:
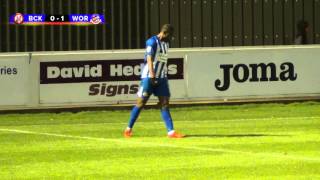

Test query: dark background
[0,0,319,52]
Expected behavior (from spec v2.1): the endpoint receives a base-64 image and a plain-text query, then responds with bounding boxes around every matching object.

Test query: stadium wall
[0,45,319,110]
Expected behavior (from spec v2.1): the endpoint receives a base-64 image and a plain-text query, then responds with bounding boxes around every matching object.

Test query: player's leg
[124,78,152,137]
[158,96,184,138]
[124,97,149,138]
[158,96,173,132]
[127,97,149,129]
[155,79,184,138]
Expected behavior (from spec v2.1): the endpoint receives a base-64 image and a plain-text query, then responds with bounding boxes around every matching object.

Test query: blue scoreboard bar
[10,13,105,25]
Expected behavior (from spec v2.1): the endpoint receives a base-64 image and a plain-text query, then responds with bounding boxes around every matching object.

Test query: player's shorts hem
[137,78,170,98]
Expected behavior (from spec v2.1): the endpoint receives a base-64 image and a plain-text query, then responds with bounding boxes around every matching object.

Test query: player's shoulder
[146,36,158,46]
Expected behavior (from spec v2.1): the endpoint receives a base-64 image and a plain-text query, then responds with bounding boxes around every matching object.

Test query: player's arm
[147,55,155,78]
[145,39,157,85]
[147,55,157,85]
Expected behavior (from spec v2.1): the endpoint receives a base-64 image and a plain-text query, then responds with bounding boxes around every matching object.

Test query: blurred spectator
[295,20,309,45]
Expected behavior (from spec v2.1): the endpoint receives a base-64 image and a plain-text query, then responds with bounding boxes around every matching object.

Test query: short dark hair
[161,24,174,34]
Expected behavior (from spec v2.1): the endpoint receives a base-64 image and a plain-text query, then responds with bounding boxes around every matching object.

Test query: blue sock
[160,108,174,132]
[128,106,141,128]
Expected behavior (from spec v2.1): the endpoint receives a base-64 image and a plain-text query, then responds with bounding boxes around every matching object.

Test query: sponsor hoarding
[0,55,29,106]
[186,47,320,99]
[39,57,185,104]
[1,46,319,110]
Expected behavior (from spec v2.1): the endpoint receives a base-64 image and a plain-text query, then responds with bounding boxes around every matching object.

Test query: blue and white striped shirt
[141,36,169,79]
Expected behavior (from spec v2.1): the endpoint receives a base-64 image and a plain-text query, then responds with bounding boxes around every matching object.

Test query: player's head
[160,24,174,42]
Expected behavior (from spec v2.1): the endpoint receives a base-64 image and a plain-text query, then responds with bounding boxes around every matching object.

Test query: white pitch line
[0,128,320,163]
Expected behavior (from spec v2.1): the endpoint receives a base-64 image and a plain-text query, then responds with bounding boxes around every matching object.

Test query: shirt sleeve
[145,38,157,58]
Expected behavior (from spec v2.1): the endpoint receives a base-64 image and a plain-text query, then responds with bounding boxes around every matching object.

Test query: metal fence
[0,0,319,52]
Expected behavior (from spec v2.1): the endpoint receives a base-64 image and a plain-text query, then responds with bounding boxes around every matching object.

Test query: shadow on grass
[185,134,290,138]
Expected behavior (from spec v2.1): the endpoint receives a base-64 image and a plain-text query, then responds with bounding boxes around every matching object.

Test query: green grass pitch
[0,102,320,179]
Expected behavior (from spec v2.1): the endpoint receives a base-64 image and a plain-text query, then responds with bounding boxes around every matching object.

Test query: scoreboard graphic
[10,13,105,25]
